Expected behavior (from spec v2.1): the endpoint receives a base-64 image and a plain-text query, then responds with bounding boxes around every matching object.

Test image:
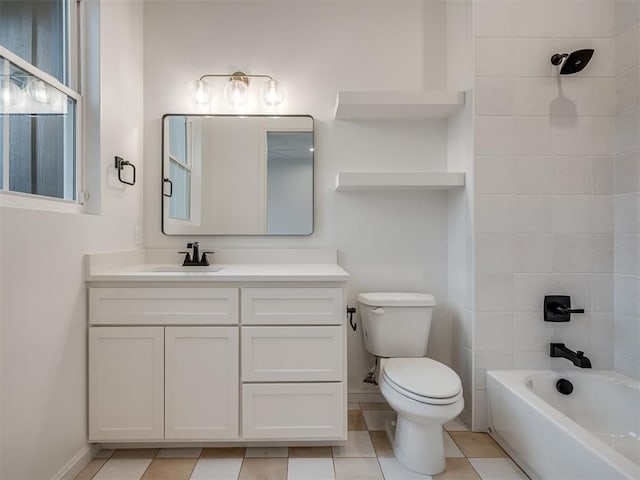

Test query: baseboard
[348,392,385,403]
[52,444,101,480]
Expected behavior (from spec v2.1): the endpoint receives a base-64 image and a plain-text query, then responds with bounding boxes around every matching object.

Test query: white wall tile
[514,234,553,273]
[472,390,489,431]
[475,352,514,390]
[475,78,514,116]
[615,23,640,75]
[514,351,551,369]
[592,234,614,273]
[589,116,615,156]
[590,313,615,351]
[513,78,554,116]
[551,316,591,348]
[554,156,592,194]
[615,108,640,155]
[552,274,592,314]
[555,77,615,117]
[476,117,514,155]
[614,151,640,194]
[475,156,514,194]
[553,195,592,233]
[614,275,640,317]
[475,313,514,352]
[475,38,514,76]
[514,156,554,194]
[513,274,553,312]
[513,117,552,155]
[590,350,615,369]
[474,0,513,37]
[476,195,515,233]
[476,234,514,272]
[514,196,553,233]
[591,196,614,233]
[615,66,640,115]
[514,316,553,352]
[511,38,554,76]
[616,0,640,35]
[553,235,593,272]
[592,156,614,194]
[615,193,640,234]
[614,234,640,275]
[614,314,639,357]
[475,274,514,312]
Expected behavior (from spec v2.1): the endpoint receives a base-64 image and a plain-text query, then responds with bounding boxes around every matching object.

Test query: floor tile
[348,402,361,410]
[140,458,196,480]
[449,432,507,458]
[287,458,335,480]
[245,447,289,458]
[444,418,470,432]
[92,458,153,480]
[200,447,245,458]
[189,458,243,480]
[362,410,396,431]
[73,458,108,480]
[331,431,376,458]
[94,449,116,459]
[434,458,481,480]
[112,449,159,459]
[444,432,464,457]
[239,458,287,480]
[156,448,202,458]
[378,457,434,480]
[360,402,392,410]
[468,458,529,480]
[289,447,332,458]
[333,457,383,480]
[369,431,394,458]
[348,409,367,431]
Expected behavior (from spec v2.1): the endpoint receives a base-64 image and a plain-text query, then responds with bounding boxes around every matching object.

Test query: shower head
[550,49,594,74]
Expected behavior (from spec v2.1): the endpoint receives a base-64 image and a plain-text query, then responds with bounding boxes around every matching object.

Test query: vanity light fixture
[188,71,284,107]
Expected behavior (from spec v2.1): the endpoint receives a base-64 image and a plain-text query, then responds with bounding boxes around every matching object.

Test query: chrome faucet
[179,242,214,266]
[550,343,592,368]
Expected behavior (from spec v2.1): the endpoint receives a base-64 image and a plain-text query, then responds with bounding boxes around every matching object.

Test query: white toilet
[358,292,464,475]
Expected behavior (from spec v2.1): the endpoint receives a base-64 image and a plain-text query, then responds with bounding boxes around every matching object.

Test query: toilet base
[386,415,446,475]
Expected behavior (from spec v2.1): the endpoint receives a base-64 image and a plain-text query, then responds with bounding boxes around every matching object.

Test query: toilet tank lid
[357,292,436,307]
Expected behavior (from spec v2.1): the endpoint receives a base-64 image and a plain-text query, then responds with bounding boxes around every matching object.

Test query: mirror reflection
[162,115,313,235]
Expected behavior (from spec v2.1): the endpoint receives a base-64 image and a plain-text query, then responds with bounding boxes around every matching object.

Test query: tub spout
[550,343,592,368]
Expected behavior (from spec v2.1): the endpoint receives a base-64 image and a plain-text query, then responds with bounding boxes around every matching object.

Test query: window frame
[0,0,85,212]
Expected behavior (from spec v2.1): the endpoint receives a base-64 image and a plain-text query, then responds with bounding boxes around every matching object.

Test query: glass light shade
[224,79,248,106]
[0,77,23,106]
[187,79,210,105]
[261,79,284,106]
[26,78,53,103]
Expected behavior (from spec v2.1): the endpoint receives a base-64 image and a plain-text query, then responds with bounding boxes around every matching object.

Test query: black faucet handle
[186,241,199,248]
[576,351,584,357]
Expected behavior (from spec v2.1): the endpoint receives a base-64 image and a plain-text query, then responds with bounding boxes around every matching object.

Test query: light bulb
[224,79,248,106]
[187,79,210,105]
[27,78,52,103]
[261,79,284,107]
[0,77,23,106]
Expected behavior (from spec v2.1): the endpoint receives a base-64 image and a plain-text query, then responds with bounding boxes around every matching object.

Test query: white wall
[471,0,616,430]
[614,0,640,380]
[143,0,453,394]
[0,1,144,478]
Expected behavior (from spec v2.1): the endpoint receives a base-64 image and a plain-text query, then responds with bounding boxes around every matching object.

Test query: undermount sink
[138,265,224,273]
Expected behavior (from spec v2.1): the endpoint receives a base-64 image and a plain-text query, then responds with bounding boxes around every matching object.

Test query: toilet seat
[382,358,462,405]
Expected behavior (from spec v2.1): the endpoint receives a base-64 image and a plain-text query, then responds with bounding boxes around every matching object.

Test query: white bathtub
[487,370,640,480]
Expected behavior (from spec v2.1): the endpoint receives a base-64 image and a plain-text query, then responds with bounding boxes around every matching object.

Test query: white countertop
[86,263,349,283]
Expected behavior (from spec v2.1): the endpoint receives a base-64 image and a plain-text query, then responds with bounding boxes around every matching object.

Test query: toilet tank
[357,292,436,358]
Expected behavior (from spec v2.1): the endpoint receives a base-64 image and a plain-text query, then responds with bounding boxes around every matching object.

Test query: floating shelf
[334,91,465,120]
[335,172,465,192]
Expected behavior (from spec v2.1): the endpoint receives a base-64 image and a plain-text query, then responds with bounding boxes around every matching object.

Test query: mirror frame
[161,114,315,236]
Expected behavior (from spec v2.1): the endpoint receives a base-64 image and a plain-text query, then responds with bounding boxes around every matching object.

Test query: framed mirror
[162,114,314,235]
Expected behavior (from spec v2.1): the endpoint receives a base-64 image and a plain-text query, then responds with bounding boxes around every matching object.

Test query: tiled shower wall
[471,0,616,430]
[614,0,640,380]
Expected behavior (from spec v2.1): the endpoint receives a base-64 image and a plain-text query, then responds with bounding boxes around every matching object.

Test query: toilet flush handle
[371,307,385,315]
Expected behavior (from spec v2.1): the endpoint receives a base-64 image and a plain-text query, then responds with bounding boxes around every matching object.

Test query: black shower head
[550,49,594,74]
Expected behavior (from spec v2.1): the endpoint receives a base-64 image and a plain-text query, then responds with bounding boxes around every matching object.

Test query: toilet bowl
[378,357,463,474]
[357,292,464,475]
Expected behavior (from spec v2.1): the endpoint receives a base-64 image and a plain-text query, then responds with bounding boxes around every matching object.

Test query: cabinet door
[89,327,164,441]
[165,326,239,439]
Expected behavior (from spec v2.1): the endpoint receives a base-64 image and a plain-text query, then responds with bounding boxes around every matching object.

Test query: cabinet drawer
[242,383,344,440]
[242,326,343,382]
[241,288,343,325]
[90,288,239,325]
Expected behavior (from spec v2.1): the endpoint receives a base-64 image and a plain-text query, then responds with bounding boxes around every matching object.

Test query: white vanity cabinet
[87,282,347,444]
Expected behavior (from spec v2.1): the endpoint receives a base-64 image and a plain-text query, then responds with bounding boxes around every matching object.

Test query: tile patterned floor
[75,402,529,480]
